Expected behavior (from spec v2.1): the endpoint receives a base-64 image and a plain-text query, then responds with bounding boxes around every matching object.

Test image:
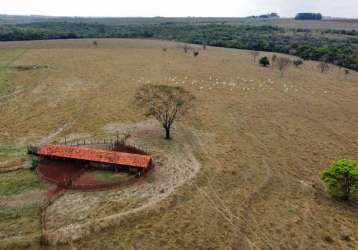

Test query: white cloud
[1,0,357,18]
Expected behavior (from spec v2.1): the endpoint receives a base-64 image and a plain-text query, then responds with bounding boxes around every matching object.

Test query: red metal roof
[38,144,152,168]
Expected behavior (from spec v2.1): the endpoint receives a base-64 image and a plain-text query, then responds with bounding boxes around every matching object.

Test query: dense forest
[295,13,323,20]
[0,21,357,70]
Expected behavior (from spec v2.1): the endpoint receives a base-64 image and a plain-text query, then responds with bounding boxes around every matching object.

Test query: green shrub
[320,160,358,201]
[259,57,270,67]
[30,157,39,170]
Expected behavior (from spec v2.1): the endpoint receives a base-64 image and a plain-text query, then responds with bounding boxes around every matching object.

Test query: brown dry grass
[0,38,357,249]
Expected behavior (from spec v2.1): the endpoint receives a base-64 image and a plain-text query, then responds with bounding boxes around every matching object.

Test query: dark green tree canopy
[321,160,358,201]
[259,56,270,67]
[295,13,322,20]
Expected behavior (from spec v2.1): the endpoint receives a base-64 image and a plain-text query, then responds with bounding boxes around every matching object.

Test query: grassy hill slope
[0,39,357,249]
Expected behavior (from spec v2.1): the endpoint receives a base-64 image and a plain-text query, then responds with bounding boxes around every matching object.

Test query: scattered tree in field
[193,50,199,57]
[163,48,167,52]
[321,160,358,201]
[93,41,98,47]
[345,69,350,79]
[293,59,304,67]
[271,54,277,64]
[183,45,190,54]
[202,43,207,50]
[251,51,260,63]
[276,57,291,77]
[135,84,195,140]
[319,58,330,73]
[259,57,270,67]
[177,44,191,54]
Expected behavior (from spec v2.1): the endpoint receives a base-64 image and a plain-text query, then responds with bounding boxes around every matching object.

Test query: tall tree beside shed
[135,84,195,140]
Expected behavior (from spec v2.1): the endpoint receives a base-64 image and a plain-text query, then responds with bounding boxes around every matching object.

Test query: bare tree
[202,43,207,50]
[250,51,260,63]
[135,85,195,140]
[193,50,199,57]
[184,46,189,53]
[180,45,191,54]
[93,41,98,47]
[176,44,191,54]
[276,57,291,77]
[319,57,330,73]
[162,48,167,52]
[271,54,277,65]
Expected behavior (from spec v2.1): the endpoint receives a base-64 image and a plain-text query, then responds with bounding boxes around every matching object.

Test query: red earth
[72,171,132,190]
[37,159,134,190]
[37,159,83,186]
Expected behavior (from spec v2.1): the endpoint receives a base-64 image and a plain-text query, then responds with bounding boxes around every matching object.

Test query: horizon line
[0,13,357,20]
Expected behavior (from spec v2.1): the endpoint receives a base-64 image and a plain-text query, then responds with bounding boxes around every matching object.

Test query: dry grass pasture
[0,39,357,249]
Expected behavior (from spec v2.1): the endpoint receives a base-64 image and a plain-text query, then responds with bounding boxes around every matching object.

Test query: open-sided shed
[33,144,153,175]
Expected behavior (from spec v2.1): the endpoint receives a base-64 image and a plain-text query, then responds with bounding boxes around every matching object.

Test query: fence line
[34,136,149,154]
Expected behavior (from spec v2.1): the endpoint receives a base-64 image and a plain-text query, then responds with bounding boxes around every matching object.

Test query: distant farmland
[0,17,358,71]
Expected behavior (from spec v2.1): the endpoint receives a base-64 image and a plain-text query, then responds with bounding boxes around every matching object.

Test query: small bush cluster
[31,157,39,170]
[259,57,270,67]
[321,160,358,201]
[293,59,304,67]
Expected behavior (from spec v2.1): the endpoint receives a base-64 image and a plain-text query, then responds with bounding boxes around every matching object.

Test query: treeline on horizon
[0,21,357,70]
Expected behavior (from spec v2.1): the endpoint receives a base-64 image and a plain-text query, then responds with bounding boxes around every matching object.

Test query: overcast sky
[1,0,357,18]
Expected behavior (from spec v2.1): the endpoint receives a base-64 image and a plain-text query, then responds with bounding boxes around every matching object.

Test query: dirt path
[0,87,28,104]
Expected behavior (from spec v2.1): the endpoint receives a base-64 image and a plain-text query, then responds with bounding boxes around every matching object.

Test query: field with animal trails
[0,38,357,249]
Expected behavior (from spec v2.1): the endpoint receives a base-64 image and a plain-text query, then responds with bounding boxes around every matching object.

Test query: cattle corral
[0,38,357,249]
[31,140,153,191]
